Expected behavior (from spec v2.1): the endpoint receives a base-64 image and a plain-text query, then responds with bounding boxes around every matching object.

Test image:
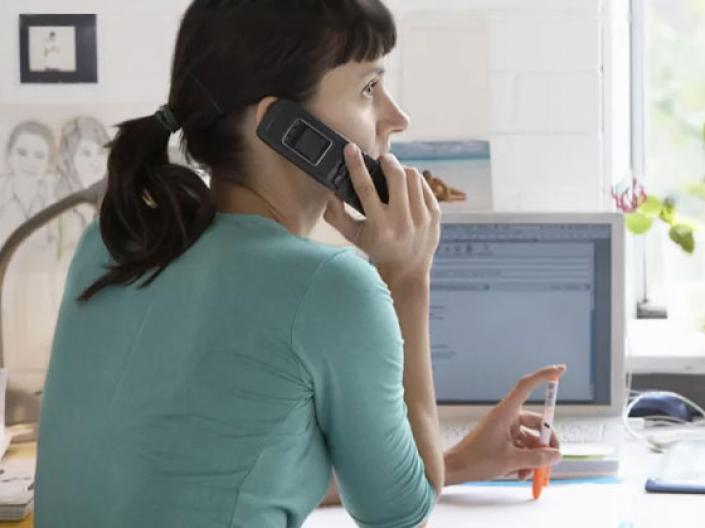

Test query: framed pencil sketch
[19,14,98,84]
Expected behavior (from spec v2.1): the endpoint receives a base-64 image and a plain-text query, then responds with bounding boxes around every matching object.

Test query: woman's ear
[254,96,279,128]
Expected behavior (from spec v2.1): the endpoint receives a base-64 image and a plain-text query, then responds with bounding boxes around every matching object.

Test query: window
[632,0,705,330]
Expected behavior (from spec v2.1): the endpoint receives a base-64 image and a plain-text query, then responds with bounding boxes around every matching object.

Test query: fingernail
[345,143,358,157]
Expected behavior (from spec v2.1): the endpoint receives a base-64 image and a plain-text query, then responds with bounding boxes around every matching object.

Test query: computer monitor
[432,212,625,422]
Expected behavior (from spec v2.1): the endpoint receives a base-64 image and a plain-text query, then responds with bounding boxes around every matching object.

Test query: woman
[35,1,564,527]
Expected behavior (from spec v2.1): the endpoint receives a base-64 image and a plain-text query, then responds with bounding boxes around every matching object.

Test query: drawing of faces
[0,121,55,245]
[57,116,109,196]
[5,121,54,185]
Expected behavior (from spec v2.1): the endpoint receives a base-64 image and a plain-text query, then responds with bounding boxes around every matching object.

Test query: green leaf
[669,224,695,254]
[638,195,662,216]
[625,213,654,234]
[660,198,676,225]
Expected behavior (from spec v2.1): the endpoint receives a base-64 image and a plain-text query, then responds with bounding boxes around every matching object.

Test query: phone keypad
[332,161,347,188]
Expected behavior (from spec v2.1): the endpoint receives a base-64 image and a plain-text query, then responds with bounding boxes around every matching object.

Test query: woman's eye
[363,80,379,98]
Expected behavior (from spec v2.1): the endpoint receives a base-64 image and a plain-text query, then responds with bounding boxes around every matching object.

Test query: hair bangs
[324,2,397,67]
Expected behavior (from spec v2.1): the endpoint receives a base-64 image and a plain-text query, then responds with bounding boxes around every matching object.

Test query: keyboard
[554,421,605,443]
[440,419,620,480]
[441,420,605,449]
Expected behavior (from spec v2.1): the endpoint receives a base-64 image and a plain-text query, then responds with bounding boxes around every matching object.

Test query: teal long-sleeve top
[35,213,435,528]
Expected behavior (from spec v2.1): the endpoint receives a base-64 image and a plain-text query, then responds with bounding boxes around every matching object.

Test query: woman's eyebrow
[360,66,385,79]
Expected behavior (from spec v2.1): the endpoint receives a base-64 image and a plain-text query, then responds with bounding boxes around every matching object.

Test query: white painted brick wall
[384,0,629,212]
[490,71,601,133]
[489,14,601,71]
[484,6,605,211]
[491,134,603,208]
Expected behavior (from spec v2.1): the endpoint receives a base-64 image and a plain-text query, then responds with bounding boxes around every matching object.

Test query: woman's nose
[390,104,410,134]
[382,102,410,137]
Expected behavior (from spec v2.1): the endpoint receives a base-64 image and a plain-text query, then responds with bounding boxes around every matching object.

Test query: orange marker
[532,375,559,500]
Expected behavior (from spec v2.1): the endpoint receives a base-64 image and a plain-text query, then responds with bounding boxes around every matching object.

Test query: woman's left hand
[444,364,567,484]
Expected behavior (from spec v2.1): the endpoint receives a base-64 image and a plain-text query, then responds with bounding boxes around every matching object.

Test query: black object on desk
[644,438,705,495]
[627,392,701,422]
[645,478,705,494]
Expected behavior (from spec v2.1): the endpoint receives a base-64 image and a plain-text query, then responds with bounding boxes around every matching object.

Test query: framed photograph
[19,14,97,84]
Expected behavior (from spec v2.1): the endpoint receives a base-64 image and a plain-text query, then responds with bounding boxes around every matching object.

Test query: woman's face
[72,138,107,186]
[307,58,410,159]
[7,132,51,181]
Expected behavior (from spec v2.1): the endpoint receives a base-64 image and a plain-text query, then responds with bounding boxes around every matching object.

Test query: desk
[4,436,702,528]
[304,435,703,528]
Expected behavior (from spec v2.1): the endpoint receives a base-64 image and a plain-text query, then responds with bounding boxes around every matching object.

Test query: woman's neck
[209,176,326,238]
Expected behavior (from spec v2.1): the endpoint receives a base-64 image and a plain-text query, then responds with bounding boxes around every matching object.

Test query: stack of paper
[552,442,619,479]
[0,453,35,521]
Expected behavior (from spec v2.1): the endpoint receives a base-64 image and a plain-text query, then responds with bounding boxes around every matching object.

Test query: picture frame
[19,14,98,84]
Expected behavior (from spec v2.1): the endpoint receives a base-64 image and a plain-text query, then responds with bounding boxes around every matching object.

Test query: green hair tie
[154,104,181,134]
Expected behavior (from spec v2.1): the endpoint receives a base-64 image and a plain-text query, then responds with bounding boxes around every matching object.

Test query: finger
[517,427,539,445]
[511,446,562,470]
[517,469,531,481]
[419,170,441,217]
[550,432,559,449]
[323,194,364,244]
[518,412,560,448]
[518,410,543,430]
[500,364,567,411]
[517,426,560,456]
[344,143,383,220]
[404,167,426,225]
[379,154,410,218]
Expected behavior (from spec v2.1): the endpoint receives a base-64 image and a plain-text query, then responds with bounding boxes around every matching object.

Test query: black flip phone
[256,98,389,216]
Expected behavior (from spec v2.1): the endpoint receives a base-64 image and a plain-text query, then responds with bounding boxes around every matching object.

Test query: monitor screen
[430,221,612,405]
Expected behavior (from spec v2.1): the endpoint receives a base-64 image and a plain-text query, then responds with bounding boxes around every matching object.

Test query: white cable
[622,390,705,453]
[621,336,705,452]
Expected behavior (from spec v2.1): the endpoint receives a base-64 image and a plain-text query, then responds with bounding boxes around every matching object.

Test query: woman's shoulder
[78,218,102,252]
[302,246,390,308]
[314,247,379,282]
[206,213,373,277]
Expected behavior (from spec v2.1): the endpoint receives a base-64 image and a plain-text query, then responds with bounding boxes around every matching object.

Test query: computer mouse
[628,392,699,422]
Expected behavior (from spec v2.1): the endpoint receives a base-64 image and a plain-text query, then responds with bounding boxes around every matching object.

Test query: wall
[0,0,191,106]
[386,0,631,212]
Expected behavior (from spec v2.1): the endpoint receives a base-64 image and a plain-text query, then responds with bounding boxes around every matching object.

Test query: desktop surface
[305,424,703,528]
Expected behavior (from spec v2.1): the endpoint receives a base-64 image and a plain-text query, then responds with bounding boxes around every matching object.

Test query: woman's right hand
[323,143,441,288]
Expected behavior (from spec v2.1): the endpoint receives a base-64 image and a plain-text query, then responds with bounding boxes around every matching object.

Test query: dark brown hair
[78,0,396,302]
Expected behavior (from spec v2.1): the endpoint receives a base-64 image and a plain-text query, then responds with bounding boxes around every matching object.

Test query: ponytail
[77,110,215,302]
